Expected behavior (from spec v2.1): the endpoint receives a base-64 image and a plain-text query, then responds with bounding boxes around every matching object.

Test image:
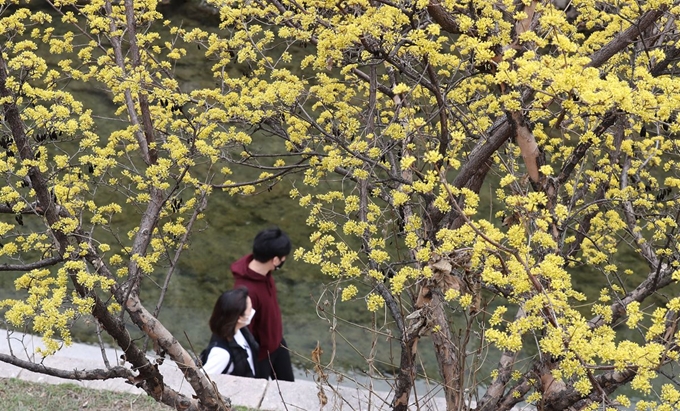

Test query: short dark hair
[209,287,249,341]
[252,227,291,262]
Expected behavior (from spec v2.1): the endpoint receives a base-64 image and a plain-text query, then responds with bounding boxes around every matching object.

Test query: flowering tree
[0,0,303,410]
[1,0,680,409]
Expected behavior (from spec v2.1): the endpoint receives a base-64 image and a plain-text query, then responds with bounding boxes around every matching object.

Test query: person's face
[273,255,286,270]
[240,296,253,322]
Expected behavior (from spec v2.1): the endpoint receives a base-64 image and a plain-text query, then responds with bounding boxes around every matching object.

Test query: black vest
[200,329,259,378]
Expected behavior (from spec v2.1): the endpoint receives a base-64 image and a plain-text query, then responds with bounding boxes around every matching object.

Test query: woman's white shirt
[203,329,255,376]
[203,345,232,375]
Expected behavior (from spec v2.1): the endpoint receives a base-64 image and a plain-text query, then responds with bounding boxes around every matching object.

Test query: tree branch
[103,0,153,166]
[211,161,309,189]
[588,264,673,330]
[0,202,67,216]
[508,110,541,183]
[543,368,637,411]
[588,9,668,69]
[557,111,618,185]
[651,45,679,76]
[0,353,134,380]
[476,310,524,411]
[427,0,462,34]
[0,55,68,255]
[0,257,63,272]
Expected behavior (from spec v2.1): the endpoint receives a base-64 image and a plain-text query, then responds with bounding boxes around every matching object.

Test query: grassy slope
[0,378,253,411]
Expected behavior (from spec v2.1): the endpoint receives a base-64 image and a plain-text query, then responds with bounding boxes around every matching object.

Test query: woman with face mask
[200,287,260,377]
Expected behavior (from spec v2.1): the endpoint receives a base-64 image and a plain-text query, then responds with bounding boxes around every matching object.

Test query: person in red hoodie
[231,227,295,381]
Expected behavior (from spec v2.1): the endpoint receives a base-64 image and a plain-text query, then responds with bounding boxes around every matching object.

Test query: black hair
[209,287,249,341]
[252,227,291,262]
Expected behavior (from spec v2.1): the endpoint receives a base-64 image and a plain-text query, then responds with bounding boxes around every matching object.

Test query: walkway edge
[0,329,450,410]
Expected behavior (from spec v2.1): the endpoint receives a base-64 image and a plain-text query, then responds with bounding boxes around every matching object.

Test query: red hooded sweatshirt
[231,254,283,361]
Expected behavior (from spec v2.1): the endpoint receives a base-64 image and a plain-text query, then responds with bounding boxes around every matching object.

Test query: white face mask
[241,308,256,326]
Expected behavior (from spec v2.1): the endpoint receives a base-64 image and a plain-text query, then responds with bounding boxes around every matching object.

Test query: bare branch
[152,191,209,319]
[427,0,462,34]
[588,8,668,69]
[0,256,63,271]
[588,264,673,329]
[0,353,134,380]
[0,202,67,216]
[211,161,309,189]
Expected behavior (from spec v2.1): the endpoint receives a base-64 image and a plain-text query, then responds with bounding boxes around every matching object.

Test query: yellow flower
[626,302,643,328]
[366,293,385,312]
[444,288,460,301]
[341,285,358,301]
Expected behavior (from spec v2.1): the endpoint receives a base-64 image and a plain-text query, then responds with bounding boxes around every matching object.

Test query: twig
[96,322,111,369]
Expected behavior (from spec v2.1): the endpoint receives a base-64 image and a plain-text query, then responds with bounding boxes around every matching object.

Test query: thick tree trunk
[427,288,461,410]
[391,281,428,411]
[416,258,463,411]
[391,331,419,411]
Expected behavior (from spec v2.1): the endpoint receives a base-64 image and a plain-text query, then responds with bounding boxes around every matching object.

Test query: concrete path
[0,329,447,410]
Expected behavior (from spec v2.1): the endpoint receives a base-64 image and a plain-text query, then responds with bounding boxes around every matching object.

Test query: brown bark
[386,66,423,411]
[122,291,228,410]
[542,369,636,411]
[427,0,461,34]
[391,318,423,411]
[0,256,63,271]
[390,282,426,411]
[418,257,463,411]
[509,111,541,183]
[425,287,461,410]
[0,353,134,380]
[587,9,668,69]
